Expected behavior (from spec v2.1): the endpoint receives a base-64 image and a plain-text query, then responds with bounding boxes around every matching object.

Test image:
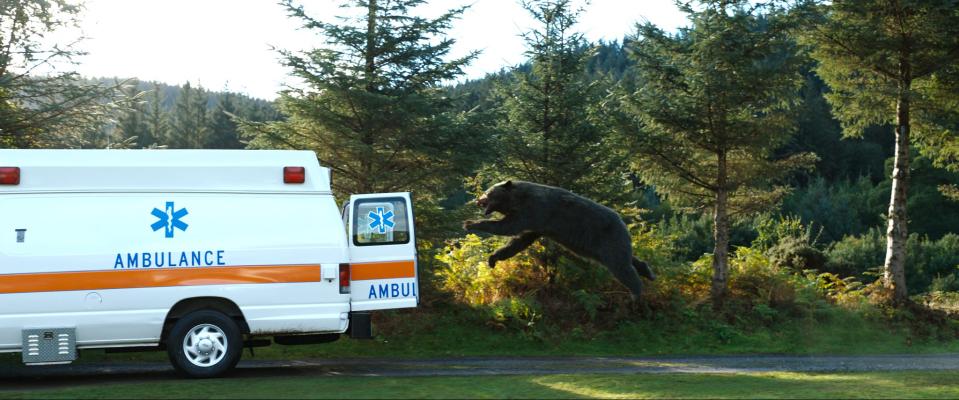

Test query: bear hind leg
[599,254,645,300]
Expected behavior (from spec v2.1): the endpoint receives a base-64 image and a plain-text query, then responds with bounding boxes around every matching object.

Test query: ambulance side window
[353,198,409,246]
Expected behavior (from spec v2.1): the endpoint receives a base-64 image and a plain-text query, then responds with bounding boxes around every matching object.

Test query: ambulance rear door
[346,192,418,311]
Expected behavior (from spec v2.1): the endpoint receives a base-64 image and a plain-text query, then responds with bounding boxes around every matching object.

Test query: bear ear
[504,180,513,189]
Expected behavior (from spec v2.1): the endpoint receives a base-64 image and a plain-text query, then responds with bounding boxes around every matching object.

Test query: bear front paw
[487,255,499,269]
[463,220,478,231]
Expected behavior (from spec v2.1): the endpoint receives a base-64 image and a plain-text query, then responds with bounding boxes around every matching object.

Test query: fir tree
[170,82,209,149]
[206,93,243,149]
[616,0,813,308]
[799,0,959,302]
[491,0,628,204]
[246,0,486,204]
[144,83,169,147]
[115,80,148,146]
[0,0,128,148]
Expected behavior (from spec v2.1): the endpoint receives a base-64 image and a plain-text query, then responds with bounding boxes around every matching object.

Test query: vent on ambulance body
[0,167,20,185]
[284,166,305,184]
[339,263,350,294]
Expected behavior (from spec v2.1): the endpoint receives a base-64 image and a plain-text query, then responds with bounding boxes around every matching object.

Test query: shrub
[825,228,885,278]
[780,176,885,243]
[753,215,827,273]
[825,229,959,293]
[767,236,828,272]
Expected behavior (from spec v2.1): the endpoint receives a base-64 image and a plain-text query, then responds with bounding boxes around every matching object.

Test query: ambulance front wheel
[166,310,243,378]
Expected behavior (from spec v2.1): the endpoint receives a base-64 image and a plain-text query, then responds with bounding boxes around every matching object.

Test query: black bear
[463,180,656,299]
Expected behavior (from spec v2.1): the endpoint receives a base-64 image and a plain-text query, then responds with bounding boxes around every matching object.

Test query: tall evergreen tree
[246,0,486,207]
[799,0,959,302]
[0,0,128,148]
[115,80,148,145]
[144,83,169,147]
[170,82,209,149]
[616,0,813,308]
[491,0,628,204]
[206,93,243,149]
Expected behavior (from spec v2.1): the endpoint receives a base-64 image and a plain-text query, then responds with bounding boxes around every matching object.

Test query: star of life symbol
[368,207,395,234]
[151,202,189,238]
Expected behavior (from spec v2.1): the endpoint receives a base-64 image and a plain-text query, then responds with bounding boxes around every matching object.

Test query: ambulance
[0,150,418,378]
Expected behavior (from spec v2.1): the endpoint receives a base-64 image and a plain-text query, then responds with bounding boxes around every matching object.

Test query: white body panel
[0,150,417,354]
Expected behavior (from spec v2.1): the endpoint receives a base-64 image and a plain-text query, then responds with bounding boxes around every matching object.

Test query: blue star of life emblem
[368,207,395,234]
[151,202,189,238]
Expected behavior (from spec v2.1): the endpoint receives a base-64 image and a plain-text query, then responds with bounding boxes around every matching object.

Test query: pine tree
[206,93,243,149]
[115,80,148,146]
[0,0,128,148]
[799,0,959,302]
[246,0,486,204]
[492,0,628,204]
[616,0,813,309]
[170,82,209,149]
[144,83,169,147]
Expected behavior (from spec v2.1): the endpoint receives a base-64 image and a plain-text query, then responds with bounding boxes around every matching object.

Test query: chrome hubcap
[183,324,227,367]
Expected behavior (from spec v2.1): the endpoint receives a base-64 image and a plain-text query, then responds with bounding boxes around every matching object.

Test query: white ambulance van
[0,150,418,378]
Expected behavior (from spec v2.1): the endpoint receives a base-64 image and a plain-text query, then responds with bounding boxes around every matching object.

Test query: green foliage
[0,0,131,148]
[246,0,487,208]
[826,228,959,293]
[436,223,680,333]
[824,228,886,278]
[206,92,243,149]
[799,0,959,139]
[485,0,629,204]
[780,177,886,243]
[617,0,813,215]
[169,82,209,149]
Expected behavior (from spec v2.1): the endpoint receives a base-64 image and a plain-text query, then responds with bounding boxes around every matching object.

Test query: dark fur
[464,180,656,299]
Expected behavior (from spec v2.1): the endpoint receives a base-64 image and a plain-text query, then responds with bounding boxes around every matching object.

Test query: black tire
[166,310,242,378]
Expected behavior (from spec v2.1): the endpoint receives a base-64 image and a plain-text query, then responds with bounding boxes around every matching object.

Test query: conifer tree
[246,0,486,203]
[115,80,148,146]
[617,0,813,308]
[492,0,628,204]
[144,83,169,147]
[206,93,242,149]
[170,82,209,149]
[0,0,128,148]
[799,0,959,302]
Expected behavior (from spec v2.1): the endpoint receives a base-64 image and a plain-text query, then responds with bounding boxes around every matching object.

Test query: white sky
[66,0,688,100]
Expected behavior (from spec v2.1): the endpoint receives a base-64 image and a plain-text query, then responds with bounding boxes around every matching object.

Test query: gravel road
[2,354,958,391]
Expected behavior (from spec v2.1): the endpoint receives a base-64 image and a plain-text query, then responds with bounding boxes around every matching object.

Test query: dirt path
[2,354,959,391]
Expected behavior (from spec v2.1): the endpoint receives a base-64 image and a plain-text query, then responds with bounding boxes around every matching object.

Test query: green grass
[3,371,959,399]
[2,306,956,366]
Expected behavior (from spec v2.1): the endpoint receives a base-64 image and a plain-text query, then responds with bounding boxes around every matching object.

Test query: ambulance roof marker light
[283,166,305,184]
[0,167,20,185]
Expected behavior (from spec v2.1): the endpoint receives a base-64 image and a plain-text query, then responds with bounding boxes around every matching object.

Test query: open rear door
[347,192,418,311]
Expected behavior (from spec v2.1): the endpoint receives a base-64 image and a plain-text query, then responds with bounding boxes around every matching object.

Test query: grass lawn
[2,371,959,399]
[2,307,957,366]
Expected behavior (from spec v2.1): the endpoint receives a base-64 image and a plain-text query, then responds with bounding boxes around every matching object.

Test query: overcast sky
[65,0,688,100]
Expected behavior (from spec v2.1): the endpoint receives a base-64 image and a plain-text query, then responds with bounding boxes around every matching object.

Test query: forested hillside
[98,79,280,150]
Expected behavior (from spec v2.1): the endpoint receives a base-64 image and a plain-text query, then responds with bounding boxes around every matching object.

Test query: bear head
[476,180,516,216]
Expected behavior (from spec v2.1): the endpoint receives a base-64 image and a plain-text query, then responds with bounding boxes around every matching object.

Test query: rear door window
[352,197,409,246]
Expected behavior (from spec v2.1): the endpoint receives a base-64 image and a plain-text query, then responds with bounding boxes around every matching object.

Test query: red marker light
[0,167,20,185]
[284,166,305,184]
[339,263,350,294]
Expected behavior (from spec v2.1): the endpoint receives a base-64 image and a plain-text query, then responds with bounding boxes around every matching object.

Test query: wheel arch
[161,297,250,345]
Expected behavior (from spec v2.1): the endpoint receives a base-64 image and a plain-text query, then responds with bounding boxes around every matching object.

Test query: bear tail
[632,257,656,281]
